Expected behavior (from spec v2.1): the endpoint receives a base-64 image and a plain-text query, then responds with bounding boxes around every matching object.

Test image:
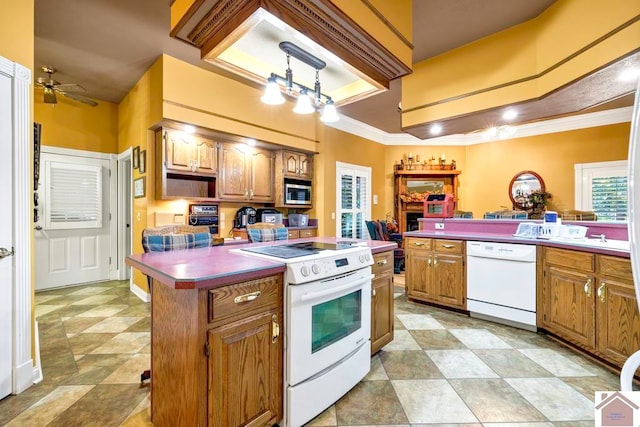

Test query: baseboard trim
[32,320,43,385]
[130,281,150,303]
[13,359,35,394]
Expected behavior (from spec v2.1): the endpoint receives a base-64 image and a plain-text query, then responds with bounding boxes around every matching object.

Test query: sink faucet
[591,233,607,242]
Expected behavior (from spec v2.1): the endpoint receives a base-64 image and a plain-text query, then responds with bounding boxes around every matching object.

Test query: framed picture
[132,146,140,169]
[134,176,146,198]
[139,150,147,174]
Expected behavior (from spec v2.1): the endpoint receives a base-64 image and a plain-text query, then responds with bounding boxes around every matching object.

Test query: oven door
[287,267,372,387]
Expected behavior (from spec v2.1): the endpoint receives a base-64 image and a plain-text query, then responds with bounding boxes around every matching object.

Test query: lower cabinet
[150,275,283,427]
[540,247,640,368]
[287,228,318,239]
[405,238,466,310]
[371,250,394,354]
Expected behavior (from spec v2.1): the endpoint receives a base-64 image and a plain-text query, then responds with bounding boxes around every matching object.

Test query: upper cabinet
[218,143,274,203]
[283,151,313,180]
[165,129,217,175]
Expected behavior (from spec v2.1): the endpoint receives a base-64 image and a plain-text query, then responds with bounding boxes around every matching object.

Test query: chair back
[141,225,213,253]
[245,222,288,243]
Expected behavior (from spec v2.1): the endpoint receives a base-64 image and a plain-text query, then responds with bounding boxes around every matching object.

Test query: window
[44,159,103,229]
[575,160,628,221]
[336,162,371,238]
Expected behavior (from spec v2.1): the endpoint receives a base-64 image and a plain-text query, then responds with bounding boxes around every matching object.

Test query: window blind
[337,163,371,239]
[591,176,627,221]
[45,161,102,229]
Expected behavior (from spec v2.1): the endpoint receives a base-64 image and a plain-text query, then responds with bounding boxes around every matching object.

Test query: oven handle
[300,274,374,302]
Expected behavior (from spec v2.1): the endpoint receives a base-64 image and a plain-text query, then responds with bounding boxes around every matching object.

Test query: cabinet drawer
[434,240,463,254]
[299,229,317,238]
[545,247,594,272]
[405,238,432,251]
[208,275,281,323]
[287,230,299,239]
[597,255,632,281]
[372,251,393,275]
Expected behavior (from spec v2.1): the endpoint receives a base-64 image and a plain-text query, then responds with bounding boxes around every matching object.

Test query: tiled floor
[0,274,621,426]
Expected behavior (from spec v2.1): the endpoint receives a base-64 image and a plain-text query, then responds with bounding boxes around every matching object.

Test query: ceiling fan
[35,66,98,107]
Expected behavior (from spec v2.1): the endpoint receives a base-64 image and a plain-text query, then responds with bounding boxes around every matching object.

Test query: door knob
[35,225,42,231]
[0,247,14,259]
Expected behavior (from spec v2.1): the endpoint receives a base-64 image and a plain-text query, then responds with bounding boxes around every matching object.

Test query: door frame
[39,146,118,282]
[0,57,34,394]
[117,148,132,281]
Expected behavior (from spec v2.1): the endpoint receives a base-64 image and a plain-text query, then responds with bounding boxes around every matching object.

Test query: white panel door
[35,154,110,290]
[0,58,14,399]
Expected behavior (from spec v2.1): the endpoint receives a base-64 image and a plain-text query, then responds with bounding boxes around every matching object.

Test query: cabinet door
[406,249,434,301]
[433,253,465,309]
[284,151,299,176]
[218,143,249,200]
[298,154,313,180]
[249,148,274,202]
[165,130,194,172]
[287,229,299,239]
[596,278,640,367]
[299,229,317,238]
[371,252,394,354]
[194,139,217,175]
[208,309,282,427]
[542,266,596,349]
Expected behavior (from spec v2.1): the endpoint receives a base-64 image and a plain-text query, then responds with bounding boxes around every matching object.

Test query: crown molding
[328,106,633,146]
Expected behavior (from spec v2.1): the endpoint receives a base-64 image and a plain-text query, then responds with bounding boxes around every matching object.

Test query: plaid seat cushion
[246,227,288,243]
[142,232,211,253]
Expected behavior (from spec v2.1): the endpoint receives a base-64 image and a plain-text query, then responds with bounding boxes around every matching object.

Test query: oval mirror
[509,170,545,208]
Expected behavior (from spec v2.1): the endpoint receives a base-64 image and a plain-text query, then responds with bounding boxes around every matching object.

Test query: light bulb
[320,101,339,123]
[293,90,314,114]
[429,124,442,135]
[261,78,285,105]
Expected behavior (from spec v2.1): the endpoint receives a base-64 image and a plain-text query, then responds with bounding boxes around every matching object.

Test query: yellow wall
[118,56,164,293]
[464,123,630,218]
[316,126,388,237]
[402,0,640,127]
[0,1,34,69]
[35,97,119,153]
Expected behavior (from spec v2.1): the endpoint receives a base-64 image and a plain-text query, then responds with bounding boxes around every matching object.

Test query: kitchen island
[125,237,397,427]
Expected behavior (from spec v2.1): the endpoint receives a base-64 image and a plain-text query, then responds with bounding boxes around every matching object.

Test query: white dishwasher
[466,241,537,331]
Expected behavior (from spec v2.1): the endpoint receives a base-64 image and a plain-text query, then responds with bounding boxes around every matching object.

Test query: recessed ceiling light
[619,67,640,82]
[183,124,196,134]
[503,109,518,120]
[430,124,442,135]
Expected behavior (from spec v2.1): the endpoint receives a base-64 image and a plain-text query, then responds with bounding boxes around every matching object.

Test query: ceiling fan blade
[54,83,85,92]
[60,91,98,107]
[43,87,57,104]
[37,76,60,86]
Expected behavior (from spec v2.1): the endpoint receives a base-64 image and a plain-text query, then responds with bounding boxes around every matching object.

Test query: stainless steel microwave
[285,182,312,205]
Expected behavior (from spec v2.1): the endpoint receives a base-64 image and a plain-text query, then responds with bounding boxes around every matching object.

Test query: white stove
[236,240,373,426]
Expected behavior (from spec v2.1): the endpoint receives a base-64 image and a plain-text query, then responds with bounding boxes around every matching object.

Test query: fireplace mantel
[394,169,461,232]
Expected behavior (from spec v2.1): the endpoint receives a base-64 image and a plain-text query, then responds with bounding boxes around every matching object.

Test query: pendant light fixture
[261,41,339,123]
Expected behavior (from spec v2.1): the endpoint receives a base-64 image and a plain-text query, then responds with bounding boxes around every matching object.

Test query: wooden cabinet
[150,275,283,427]
[287,228,317,239]
[283,150,313,180]
[371,250,394,354]
[207,276,283,427]
[540,247,640,368]
[165,129,217,175]
[405,237,465,309]
[156,128,217,200]
[218,142,274,202]
[275,150,314,208]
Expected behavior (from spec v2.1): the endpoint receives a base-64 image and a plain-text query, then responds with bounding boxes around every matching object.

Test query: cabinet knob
[597,282,606,303]
[584,278,592,297]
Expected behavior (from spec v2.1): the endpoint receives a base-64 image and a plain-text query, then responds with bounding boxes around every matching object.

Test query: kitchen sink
[549,237,630,251]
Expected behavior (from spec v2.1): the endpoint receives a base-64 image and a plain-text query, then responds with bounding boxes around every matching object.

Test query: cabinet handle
[583,278,592,297]
[272,314,280,343]
[414,242,425,246]
[244,189,249,199]
[249,189,254,199]
[372,288,377,297]
[441,244,454,249]
[234,291,261,304]
[433,256,438,267]
[597,283,606,303]
[376,259,388,265]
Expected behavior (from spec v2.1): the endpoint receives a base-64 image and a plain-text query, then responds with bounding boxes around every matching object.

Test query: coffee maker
[234,206,257,229]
